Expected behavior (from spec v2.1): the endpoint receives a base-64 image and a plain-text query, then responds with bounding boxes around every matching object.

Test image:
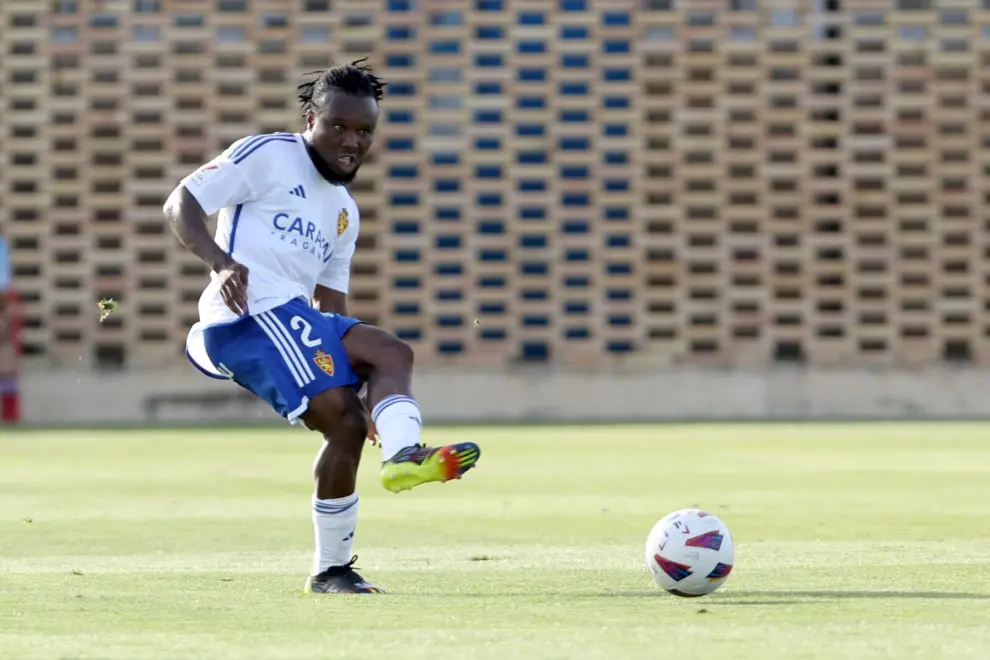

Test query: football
[645,508,734,597]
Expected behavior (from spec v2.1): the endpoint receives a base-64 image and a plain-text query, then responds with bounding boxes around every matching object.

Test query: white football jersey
[176,132,360,377]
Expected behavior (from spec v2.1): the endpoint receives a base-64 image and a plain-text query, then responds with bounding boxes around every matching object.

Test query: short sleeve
[317,203,360,294]
[179,134,285,215]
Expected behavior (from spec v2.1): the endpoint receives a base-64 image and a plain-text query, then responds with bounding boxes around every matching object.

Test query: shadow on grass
[719,590,990,601]
[429,589,989,603]
[432,590,661,599]
[394,589,990,607]
[430,591,801,603]
[709,600,804,606]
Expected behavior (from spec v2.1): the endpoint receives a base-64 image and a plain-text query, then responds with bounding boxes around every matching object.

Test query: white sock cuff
[372,395,421,423]
[312,493,358,517]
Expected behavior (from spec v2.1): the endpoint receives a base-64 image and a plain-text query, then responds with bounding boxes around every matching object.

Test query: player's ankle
[372,395,422,461]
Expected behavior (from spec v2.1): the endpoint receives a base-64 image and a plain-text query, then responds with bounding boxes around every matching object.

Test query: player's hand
[217,261,249,316]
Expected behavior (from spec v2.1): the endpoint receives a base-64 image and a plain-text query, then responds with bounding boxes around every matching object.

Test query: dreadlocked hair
[297,57,387,115]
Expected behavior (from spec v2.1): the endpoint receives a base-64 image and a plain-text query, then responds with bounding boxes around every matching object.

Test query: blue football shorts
[193,298,364,423]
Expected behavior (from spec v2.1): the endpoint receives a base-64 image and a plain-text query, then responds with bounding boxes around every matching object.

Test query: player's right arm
[162,141,273,315]
[163,186,238,274]
[163,187,249,315]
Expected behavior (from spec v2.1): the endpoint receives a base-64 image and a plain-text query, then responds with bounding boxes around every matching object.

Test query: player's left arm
[313,202,360,317]
[314,284,347,316]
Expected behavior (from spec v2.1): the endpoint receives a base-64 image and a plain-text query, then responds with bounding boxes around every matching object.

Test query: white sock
[311,493,358,575]
[372,395,423,461]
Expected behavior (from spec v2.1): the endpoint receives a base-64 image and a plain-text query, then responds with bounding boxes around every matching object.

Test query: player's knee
[336,397,369,447]
[303,388,368,448]
[383,335,414,371]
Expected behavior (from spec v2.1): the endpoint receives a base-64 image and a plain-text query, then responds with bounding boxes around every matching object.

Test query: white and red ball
[645,509,734,597]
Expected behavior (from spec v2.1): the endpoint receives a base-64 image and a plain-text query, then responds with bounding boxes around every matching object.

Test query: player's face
[306,92,378,183]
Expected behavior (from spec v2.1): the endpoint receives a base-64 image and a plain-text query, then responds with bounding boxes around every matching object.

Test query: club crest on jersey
[337,209,349,236]
[313,350,335,376]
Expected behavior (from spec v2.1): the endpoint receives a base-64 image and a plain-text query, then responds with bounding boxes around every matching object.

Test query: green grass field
[2,423,990,659]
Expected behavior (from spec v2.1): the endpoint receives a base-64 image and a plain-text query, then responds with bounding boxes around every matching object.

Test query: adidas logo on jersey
[289,185,306,198]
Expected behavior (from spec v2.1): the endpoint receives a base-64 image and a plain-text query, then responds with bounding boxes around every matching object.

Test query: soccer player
[162,61,481,594]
